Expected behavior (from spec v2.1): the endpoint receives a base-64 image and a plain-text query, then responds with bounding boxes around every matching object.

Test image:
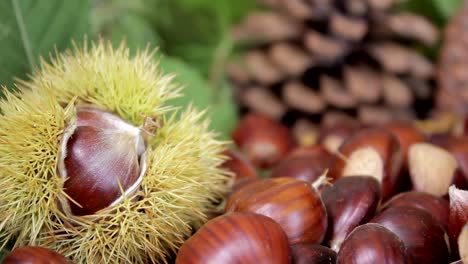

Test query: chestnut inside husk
[57,106,148,217]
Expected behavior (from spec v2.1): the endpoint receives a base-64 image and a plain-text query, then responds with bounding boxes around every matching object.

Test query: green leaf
[432,0,463,19]
[91,0,159,52]
[397,0,462,26]
[0,0,90,92]
[159,56,238,138]
[142,0,256,77]
[209,83,238,139]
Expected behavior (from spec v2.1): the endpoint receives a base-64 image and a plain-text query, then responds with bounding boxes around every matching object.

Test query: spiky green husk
[0,42,230,263]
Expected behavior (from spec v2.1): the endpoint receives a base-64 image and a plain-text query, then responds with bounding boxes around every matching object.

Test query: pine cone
[438,4,468,114]
[228,0,439,132]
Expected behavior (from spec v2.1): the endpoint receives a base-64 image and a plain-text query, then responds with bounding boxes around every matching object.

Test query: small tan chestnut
[408,143,460,196]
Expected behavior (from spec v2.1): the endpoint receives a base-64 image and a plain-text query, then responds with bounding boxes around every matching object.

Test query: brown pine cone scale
[229,0,439,129]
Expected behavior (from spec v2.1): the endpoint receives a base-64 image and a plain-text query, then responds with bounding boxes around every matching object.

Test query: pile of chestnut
[3,113,467,264]
[177,113,468,264]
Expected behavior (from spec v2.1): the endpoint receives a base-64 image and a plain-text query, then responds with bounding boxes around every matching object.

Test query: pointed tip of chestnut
[322,176,381,251]
[3,246,73,264]
[336,223,410,264]
[176,212,291,264]
[232,113,295,169]
[408,143,459,196]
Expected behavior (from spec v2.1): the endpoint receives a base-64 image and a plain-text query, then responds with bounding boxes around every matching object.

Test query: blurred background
[0,0,464,140]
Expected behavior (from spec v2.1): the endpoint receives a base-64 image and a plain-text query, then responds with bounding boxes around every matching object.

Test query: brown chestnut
[291,244,337,264]
[221,148,258,182]
[225,177,327,245]
[381,191,450,230]
[382,121,426,165]
[321,176,382,251]
[58,107,147,216]
[328,128,402,200]
[286,145,333,159]
[336,223,410,264]
[437,136,468,187]
[175,212,291,264]
[3,246,73,264]
[271,146,334,184]
[408,143,461,196]
[232,113,295,169]
[317,123,358,154]
[370,206,449,264]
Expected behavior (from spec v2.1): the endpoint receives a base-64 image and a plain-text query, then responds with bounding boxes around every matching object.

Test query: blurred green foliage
[397,0,463,26]
[0,0,464,140]
[0,0,90,90]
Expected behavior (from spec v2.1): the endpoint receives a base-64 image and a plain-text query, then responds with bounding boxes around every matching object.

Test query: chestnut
[317,123,358,154]
[408,143,461,196]
[328,128,402,200]
[3,246,73,264]
[225,177,328,245]
[175,212,291,264]
[291,244,337,264]
[382,121,426,164]
[271,146,334,184]
[370,206,449,264]
[449,186,468,257]
[437,136,468,187]
[381,191,449,230]
[336,223,410,264]
[232,113,295,169]
[286,145,333,159]
[382,121,426,191]
[58,107,147,216]
[221,148,258,182]
[321,176,381,251]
